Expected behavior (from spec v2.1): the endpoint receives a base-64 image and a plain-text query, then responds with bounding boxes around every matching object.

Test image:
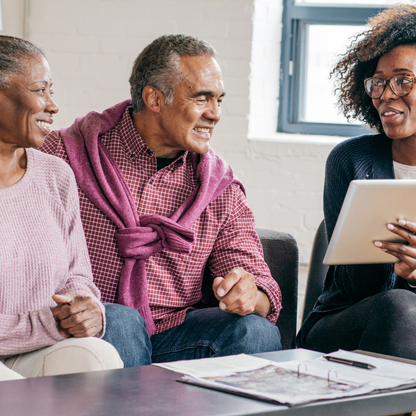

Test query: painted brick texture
[1,0,338,263]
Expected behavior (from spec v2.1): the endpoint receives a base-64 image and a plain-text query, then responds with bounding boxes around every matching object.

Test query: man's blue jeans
[103,303,282,367]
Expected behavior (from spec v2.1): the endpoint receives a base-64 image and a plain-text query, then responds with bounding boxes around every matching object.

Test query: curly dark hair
[129,34,216,113]
[332,4,416,133]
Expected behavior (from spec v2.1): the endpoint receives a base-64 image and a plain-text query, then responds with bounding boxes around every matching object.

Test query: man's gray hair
[0,36,45,89]
[129,34,217,113]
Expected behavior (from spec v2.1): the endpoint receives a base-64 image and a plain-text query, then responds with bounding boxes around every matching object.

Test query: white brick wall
[1,0,340,264]
[1,0,24,37]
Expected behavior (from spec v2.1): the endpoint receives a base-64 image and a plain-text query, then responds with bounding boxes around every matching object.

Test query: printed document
[154,350,416,406]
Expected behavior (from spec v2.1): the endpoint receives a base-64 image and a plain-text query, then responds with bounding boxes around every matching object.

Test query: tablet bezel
[323,179,416,265]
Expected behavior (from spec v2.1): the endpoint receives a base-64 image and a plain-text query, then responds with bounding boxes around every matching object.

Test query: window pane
[295,0,415,6]
[300,24,364,125]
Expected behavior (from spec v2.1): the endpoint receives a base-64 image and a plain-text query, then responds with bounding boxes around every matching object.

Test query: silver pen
[324,355,377,370]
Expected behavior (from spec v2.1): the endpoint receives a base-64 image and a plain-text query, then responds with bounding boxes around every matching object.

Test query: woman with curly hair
[297,4,416,359]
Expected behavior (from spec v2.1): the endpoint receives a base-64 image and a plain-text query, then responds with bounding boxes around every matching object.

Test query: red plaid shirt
[41,108,282,334]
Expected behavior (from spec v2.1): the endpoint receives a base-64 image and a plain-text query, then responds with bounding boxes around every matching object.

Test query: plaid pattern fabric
[41,108,282,334]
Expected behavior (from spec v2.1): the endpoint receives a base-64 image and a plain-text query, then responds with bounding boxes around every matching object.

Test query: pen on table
[323,355,376,370]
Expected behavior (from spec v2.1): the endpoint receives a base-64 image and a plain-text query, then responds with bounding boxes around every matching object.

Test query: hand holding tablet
[323,179,416,265]
[374,219,416,284]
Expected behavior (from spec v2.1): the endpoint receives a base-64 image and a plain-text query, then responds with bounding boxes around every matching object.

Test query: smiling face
[156,54,225,158]
[372,45,416,143]
[0,56,58,151]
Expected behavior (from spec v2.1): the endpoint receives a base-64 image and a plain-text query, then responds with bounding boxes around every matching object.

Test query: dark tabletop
[1,349,416,416]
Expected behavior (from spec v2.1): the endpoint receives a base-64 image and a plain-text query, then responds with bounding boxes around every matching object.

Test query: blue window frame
[278,1,385,136]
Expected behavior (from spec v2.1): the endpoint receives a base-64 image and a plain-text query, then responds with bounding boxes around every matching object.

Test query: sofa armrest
[255,228,298,350]
[199,228,298,350]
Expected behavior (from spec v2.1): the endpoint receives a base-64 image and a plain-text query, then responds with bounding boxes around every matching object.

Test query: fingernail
[387,224,394,230]
[374,241,382,247]
[398,219,406,226]
[219,301,226,310]
[218,288,225,297]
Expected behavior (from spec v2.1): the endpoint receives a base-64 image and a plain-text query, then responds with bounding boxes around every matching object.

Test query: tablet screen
[323,179,416,265]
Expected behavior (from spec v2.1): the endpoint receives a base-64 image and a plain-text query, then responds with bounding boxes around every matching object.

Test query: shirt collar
[116,106,189,168]
[116,107,153,158]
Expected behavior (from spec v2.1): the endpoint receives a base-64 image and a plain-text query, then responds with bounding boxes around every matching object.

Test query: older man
[41,34,282,366]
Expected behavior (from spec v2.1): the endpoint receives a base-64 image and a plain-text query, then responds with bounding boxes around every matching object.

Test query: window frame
[278,1,385,136]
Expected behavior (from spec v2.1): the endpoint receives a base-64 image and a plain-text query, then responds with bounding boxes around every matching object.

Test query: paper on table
[180,362,372,406]
[173,350,416,406]
[331,350,416,380]
[153,353,273,376]
[276,350,416,390]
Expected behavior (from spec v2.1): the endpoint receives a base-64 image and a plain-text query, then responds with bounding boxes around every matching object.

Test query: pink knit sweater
[0,148,104,358]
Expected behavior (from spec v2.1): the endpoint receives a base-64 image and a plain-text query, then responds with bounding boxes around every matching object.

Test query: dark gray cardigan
[296,133,414,347]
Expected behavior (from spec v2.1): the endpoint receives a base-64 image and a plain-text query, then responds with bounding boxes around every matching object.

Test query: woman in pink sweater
[0,36,122,380]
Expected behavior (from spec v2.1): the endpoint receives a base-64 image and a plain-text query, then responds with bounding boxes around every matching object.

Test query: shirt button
[149,179,154,184]
[130,153,135,158]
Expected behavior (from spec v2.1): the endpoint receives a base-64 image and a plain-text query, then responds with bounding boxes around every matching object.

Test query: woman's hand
[51,292,103,338]
[374,219,416,284]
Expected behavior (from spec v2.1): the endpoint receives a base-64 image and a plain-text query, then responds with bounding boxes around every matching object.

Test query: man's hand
[212,267,271,318]
[51,292,103,338]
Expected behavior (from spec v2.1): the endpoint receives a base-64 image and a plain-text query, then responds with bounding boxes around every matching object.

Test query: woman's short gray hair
[129,34,217,113]
[0,36,45,89]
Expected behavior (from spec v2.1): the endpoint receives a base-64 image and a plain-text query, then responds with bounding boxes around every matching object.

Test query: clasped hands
[50,269,270,338]
[50,292,103,338]
[212,267,271,318]
[374,218,416,284]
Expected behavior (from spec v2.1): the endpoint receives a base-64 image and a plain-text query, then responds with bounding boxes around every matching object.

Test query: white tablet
[323,179,416,265]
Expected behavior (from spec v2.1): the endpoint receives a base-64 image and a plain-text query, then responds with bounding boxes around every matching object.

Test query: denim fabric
[103,303,281,367]
[103,303,152,367]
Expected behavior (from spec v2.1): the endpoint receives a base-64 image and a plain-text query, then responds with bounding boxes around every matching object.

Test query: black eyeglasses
[364,75,416,99]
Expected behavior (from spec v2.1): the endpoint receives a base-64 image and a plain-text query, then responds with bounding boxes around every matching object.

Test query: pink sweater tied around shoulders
[59,99,242,336]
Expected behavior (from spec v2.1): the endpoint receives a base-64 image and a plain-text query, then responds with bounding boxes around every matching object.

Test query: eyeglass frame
[364,74,416,99]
